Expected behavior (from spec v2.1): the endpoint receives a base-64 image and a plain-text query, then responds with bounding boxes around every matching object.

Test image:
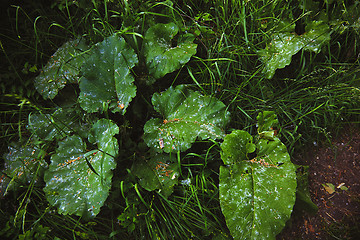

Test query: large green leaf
[3,142,47,193]
[44,119,119,218]
[27,108,93,141]
[143,22,197,79]
[144,85,230,153]
[259,21,330,79]
[219,113,297,240]
[132,154,179,198]
[79,34,138,114]
[34,38,88,99]
[219,136,296,239]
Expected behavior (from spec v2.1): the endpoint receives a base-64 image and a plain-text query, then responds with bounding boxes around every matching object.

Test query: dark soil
[278,125,360,240]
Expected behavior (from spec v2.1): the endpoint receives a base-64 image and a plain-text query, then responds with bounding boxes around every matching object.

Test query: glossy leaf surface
[3,142,47,192]
[302,21,331,52]
[259,21,330,79]
[144,22,197,79]
[79,34,138,114]
[132,154,179,198]
[144,85,230,152]
[35,38,88,99]
[28,108,93,141]
[44,119,119,218]
[219,112,296,240]
[220,130,255,165]
[220,137,296,239]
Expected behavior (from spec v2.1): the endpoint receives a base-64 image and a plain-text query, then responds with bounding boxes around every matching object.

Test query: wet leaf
[220,138,296,239]
[220,130,255,165]
[258,32,302,79]
[27,108,93,141]
[219,112,296,240]
[132,154,179,198]
[144,85,230,153]
[259,21,330,79]
[302,21,331,52]
[44,119,119,218]
[35,38,88,99]
[3,142,47,193]
[79,34,138,114]
[144,22,197,79]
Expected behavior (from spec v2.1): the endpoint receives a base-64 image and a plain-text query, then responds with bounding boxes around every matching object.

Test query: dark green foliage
[258,20,330,79]
[3,142,47,194]
[28,107,92,141]
[144,85,230,153]
[79,34,138,114]
[144,22,198,79]
[43,119,118,218]
[219,112,297,239]
[34,38,89,99]
[1,0,360,239]
[132,153,179,198]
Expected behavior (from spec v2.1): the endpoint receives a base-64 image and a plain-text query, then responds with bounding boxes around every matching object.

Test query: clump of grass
[181,0,360,153]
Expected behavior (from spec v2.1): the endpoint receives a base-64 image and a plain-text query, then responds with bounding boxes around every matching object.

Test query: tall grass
[180,0,360,153]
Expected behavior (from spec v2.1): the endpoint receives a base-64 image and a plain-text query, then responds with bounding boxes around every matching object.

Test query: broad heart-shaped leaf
[44,119,119,218]
[3,142,47,193]
[27,108,93,141]
[258,21,330,79]
[219,132,296,240]
[132,154,179,198]
[144,85,230,153]
[79,34,138,114]
[35,38,88,99]
[143,22,197,79]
